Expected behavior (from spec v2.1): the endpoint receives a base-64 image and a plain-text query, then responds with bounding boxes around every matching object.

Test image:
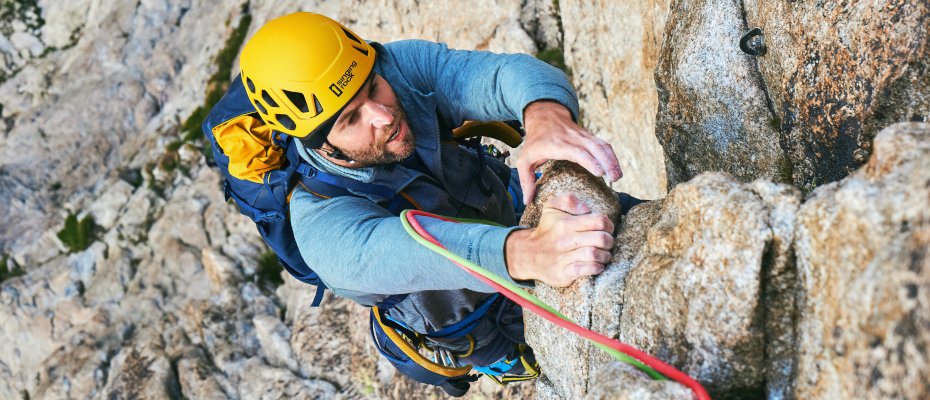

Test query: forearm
[292,191,529,295]
[383,40,579,126]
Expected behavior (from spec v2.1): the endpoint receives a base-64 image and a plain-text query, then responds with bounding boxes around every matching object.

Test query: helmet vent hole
[246,78,256,93]
[353,46,369,56]
[313,95,323,115]
[276,114,297,131]
[262,91,279,108]
[254,100,267,115]
[283,90,310,113]
[342,27,362,44]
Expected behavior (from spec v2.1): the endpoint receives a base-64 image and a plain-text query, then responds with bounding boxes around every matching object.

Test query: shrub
[56,213,95,253]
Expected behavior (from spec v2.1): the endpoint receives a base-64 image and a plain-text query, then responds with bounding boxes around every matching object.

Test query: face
[321,73,416,168]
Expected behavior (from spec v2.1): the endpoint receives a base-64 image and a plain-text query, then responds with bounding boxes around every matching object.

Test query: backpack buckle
[296,163,316,178]
[255,210,284,222]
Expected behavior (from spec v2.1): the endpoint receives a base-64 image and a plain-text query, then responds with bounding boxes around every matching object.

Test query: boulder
[654,0,781,191]
[253,314,299,372]
[559,0,671,199]
[744,0,930,193]
[792,122,930,400]
[583,361,693,400]
[522,160,800,399]
[656,0,930,194]
[520,160,621,399]
[339,0,535,55]
[97,340,182,400]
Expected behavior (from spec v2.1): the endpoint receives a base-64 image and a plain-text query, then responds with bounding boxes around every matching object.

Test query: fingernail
[614,168,623,179]
[609,171,619,181]
[595,165,604,176]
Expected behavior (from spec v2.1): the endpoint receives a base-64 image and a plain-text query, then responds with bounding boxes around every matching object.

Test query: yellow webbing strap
[452,121,523,148]
[372,307,473,377]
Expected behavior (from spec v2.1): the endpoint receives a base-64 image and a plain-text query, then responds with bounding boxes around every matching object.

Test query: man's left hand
[518,100,623,205]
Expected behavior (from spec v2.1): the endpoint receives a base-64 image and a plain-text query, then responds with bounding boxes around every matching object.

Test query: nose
[363,101,393,130]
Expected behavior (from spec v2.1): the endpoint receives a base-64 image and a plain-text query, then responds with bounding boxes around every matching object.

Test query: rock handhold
[522,161,800,399]
[521,160,620,399]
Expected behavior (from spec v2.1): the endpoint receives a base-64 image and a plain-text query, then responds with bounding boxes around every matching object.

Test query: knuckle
[587,247,600,259]
[602,233,615,248]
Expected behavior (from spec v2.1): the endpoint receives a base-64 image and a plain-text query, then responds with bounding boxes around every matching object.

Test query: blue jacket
[290,39,578,349]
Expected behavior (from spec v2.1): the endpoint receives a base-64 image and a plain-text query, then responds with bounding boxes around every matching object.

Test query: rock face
[521,123,930,400]
[0,1,549,399]
[656,0,930,193]
[522,161,801,399]
[745,0,930,193]
[654,0,782,190]
[793,123,930,400]
[559,0,671,200]
[2,0,929,399]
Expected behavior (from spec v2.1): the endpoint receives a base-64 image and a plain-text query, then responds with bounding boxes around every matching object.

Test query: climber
[202,12,645,395]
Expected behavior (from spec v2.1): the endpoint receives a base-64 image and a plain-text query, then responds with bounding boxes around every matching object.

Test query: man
[210,12,634,390]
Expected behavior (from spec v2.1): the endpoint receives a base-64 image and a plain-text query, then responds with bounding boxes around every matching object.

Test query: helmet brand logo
[331,60,358,97]
[329,84,343,97]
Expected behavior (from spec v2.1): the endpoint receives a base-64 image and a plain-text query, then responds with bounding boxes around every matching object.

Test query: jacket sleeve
[290,188,532,295]
[381,39,579,129]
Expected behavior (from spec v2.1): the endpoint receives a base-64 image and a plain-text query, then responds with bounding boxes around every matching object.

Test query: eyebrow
[335,76,375,130]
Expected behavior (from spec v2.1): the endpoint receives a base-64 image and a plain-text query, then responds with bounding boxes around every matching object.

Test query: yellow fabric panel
[213,114,286,183]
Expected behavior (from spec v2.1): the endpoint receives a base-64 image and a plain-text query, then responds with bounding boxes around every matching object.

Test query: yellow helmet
[239,12,376,144]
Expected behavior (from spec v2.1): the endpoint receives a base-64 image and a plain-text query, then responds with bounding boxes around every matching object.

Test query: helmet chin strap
[322,142,356,164]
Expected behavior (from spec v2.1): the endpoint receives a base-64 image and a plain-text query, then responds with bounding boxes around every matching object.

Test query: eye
[369,79,378,96]
[346,111,358,125]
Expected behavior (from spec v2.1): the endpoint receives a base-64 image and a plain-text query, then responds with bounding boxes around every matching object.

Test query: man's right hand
[504,193,615,287]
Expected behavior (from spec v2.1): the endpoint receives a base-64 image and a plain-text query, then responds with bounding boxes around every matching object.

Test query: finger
[561,245,612,265]
[568,261,606,279]
[566,147,604,178]
[561,213,614,234]
[544,193,590,215]
[558,231,614,252]
[517,160,540,206]
[583,137,623,181]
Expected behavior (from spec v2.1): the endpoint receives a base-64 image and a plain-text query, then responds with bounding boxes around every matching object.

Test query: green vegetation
[768,116,781,132]
[537,48,569,75]
[255,250,284,288]
[49,181,61,190]
[118,168,143,188]
[180,3,252,142]
[0,0,45,35]
[0,253,23,283]
[776,155,795,186]
[158,152,179,172]
[165,140,184,152]
[56,213,95,253]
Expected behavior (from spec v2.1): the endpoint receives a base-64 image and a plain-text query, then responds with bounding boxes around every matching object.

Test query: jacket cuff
[518,83,580,125]
[473,226,535,289]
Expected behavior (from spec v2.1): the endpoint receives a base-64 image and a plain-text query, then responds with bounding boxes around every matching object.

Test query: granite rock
[793,122,930,400]
[560,0,671,199]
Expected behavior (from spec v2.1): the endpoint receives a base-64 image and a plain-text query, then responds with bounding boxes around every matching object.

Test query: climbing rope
[400,210,711,400]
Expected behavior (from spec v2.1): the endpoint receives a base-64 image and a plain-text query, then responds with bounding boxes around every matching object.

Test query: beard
[332,104,417,167]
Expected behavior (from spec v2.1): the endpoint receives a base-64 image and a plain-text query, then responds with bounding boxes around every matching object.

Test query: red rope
[405,210,711,400]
